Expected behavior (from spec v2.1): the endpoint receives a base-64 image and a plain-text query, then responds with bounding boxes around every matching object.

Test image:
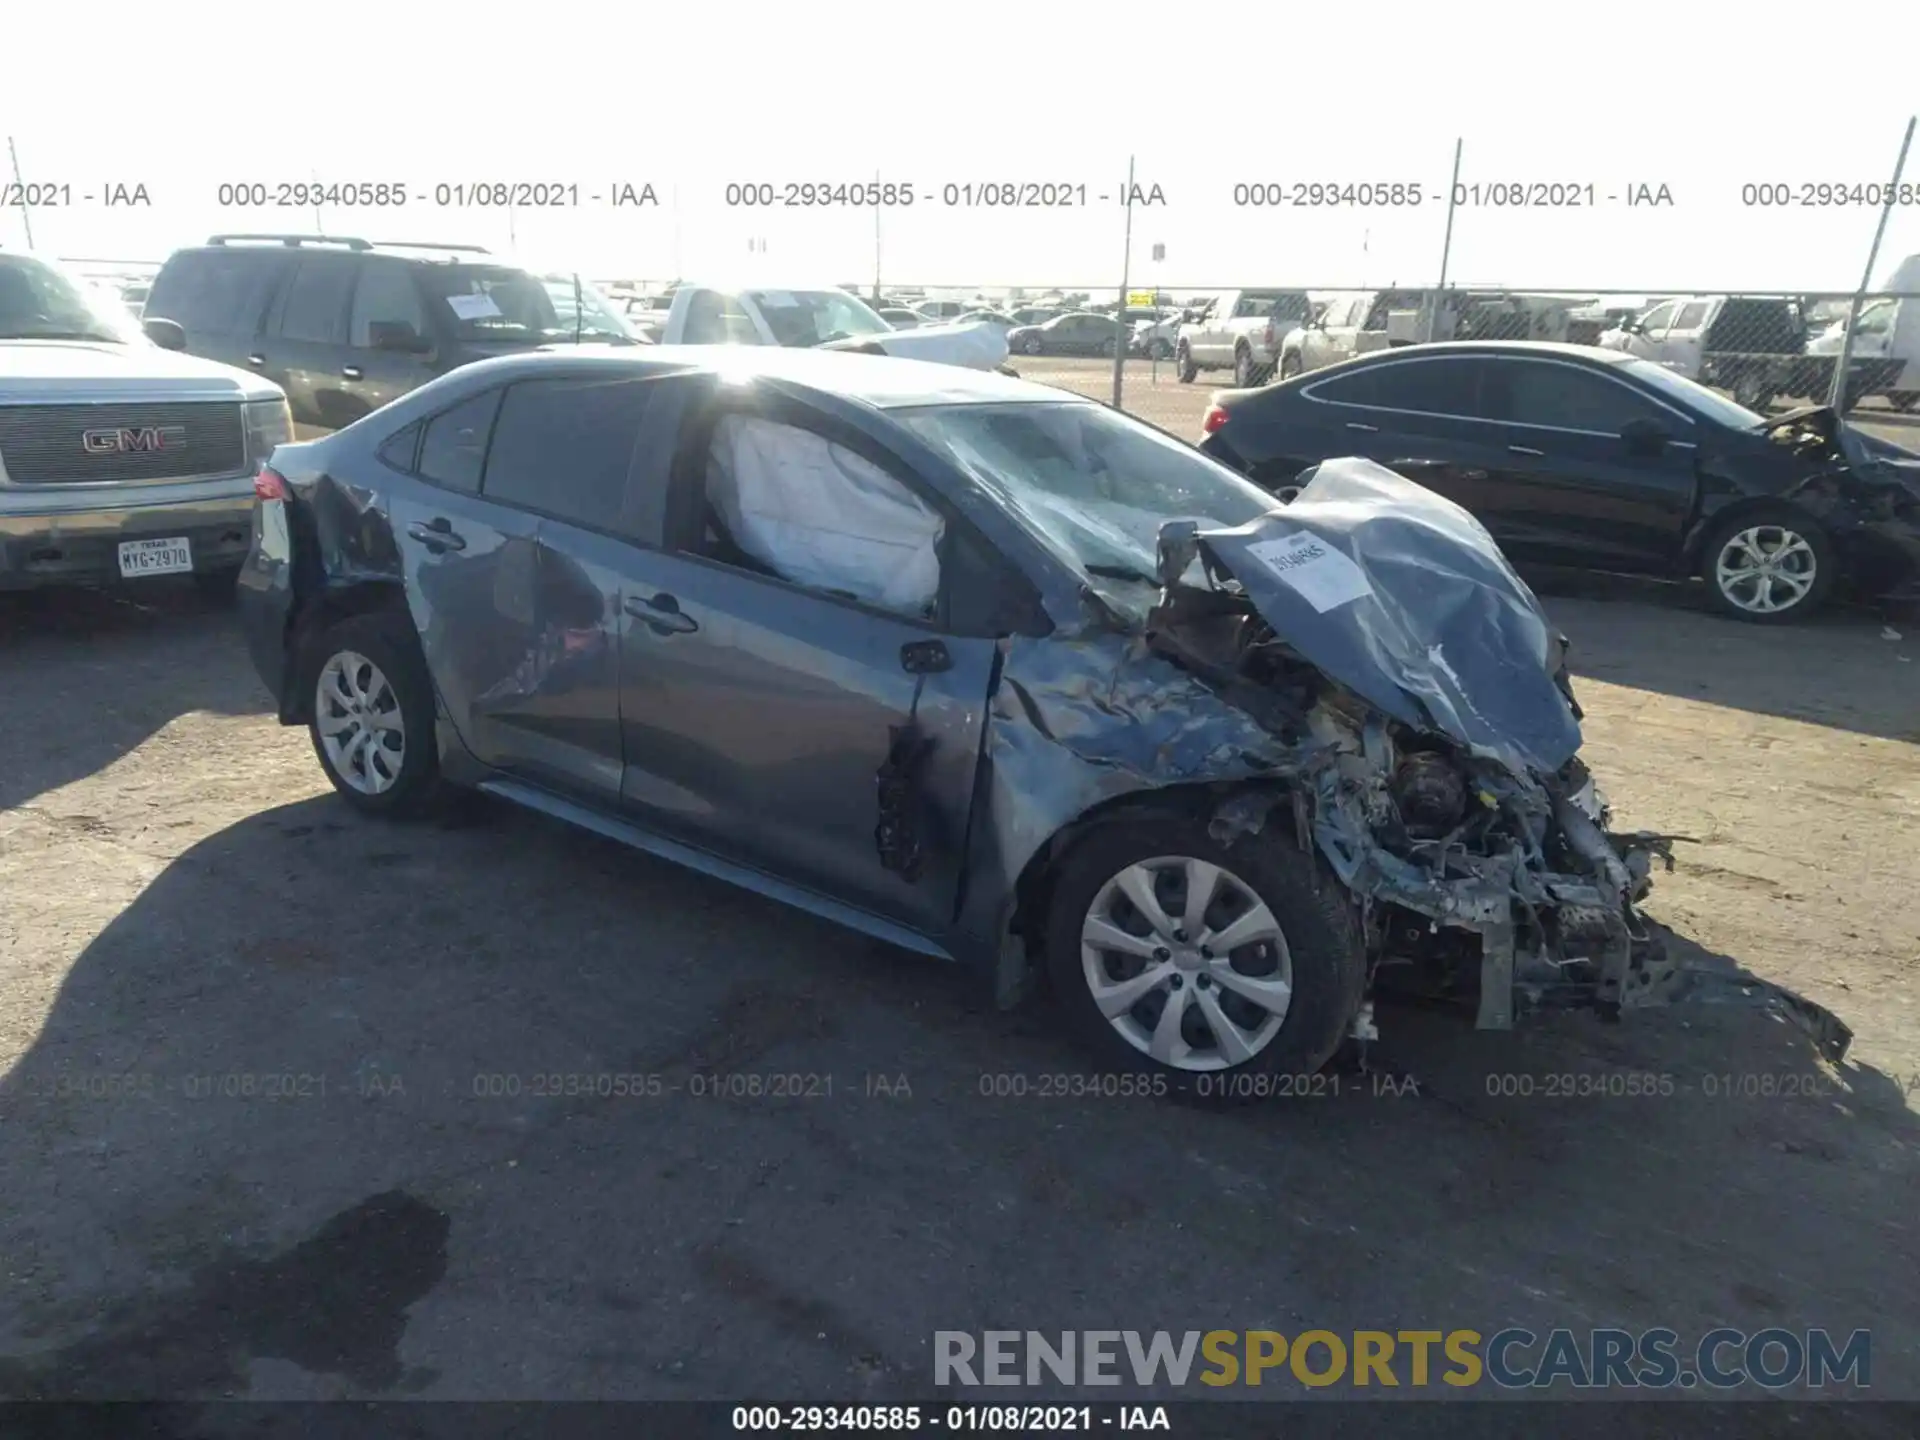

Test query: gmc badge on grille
[82,425,186,455]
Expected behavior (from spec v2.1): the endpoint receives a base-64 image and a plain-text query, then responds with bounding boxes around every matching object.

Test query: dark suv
[143,235,642,437]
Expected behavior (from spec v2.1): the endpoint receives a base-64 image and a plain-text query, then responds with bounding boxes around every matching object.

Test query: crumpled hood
[1187,457,1583,776]
[822,320,1009,371]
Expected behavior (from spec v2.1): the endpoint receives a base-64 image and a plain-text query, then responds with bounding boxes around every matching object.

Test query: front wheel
[1732,373,1772,412]
[1043,815,1365,1101]
[1149,338,1173,360]
[306,611,446,815]
[1233,344,1256,389]
[1176,344,1197,384]
[1023,334,1044,355]
[1702,510,1834,623]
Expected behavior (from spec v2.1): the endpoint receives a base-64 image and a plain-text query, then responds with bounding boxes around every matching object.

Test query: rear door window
[271,254,358,345]
[349,261,431,348]
[1309,358,1488,416]
[481,377,654,533]
[417,389,502,493]
[149,249,288,335]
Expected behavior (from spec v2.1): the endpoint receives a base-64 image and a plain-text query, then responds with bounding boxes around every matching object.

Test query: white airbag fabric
[707,415,944,614]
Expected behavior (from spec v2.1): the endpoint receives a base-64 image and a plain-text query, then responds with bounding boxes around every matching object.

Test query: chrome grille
[0,402,247,485]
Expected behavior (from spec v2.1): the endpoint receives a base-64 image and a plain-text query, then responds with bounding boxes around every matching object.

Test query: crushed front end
[1146,458,1680,1029]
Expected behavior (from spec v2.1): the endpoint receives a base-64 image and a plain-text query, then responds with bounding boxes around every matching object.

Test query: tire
[1233,344,1256,389]
[1278,352,1303,381]
[1890,390,1920,413]
[192,567,241,603]
[1103,337,1118,358]
[1042,813,1366,1103]
[1700,508,1834,624]
[1023,334,1043,355]
[1149,338,1172,361]
[1176,343,1197,384]
[305,611,446,816]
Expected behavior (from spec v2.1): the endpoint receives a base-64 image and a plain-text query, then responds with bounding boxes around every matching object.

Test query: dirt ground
[1,419,1918,1421]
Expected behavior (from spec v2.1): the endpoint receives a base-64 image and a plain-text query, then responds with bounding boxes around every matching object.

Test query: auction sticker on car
[445,292,503,320]
[118,536,193,578]
[1245,532,1373,612]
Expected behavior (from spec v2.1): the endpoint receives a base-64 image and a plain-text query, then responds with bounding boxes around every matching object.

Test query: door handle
[624,591,699,635]
[1507,444,1545,457]
[247,354,266,367]
[1345,422,1379,433]
[342,365,364,380]
[405,518,467,552]
[1462,469,1488,480]
[900,639,952,674]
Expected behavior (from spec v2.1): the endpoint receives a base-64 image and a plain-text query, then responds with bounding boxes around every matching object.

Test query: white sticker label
[1244,532,1374,613]
[446,292,503,320]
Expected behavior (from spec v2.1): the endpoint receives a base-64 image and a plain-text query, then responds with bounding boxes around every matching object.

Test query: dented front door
[612,549,999,937]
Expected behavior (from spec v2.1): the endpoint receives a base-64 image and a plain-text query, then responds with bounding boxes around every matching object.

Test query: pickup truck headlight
[245,396,294,464]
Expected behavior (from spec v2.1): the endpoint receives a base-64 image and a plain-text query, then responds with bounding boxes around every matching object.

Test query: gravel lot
[2,377,1918,1422]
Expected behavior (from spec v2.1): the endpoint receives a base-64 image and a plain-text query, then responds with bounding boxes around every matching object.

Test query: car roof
[441,344,1088,410]
[1344,339,1642,366]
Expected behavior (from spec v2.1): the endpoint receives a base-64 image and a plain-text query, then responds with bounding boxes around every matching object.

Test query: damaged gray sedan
[237,347,1673,1094]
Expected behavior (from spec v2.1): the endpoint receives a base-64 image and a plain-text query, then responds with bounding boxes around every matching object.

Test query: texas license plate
[118,536,193,577]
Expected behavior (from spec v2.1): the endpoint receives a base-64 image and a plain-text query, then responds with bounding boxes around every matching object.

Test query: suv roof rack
[370,240,491,254]
[207,233,372,250]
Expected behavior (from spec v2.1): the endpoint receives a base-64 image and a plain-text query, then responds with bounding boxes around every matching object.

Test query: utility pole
[1112,154,1136,408]
[8,137,35,249]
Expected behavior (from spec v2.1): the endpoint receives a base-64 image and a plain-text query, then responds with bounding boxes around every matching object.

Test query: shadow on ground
[0,585,269,811]
[0,791,1913,1416]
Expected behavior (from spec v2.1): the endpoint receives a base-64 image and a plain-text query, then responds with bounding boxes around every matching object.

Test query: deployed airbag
[707,415,945,614]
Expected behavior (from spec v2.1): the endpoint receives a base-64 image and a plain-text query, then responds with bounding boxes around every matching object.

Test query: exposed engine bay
[1135,459,1681,1028]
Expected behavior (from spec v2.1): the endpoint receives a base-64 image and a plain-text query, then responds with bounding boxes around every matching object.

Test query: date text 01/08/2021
[1230,181,1676,207]
[721,181,1167,208]
[730,1404,1170,1432]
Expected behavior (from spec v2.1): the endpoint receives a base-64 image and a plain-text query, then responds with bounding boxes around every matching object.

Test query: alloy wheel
[316,650,407,795]
[1080,855,1293,1072]
[1713,525,1817,616]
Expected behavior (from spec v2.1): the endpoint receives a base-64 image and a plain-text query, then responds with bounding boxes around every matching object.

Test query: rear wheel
[306,612,446,815]
[1043,814,1365,1102]
[1233,343,1256,389]
[1176,343,1197,384]
[1278,351,1303,381]
[1702,509,1833,624]
[1731,373,1772,411]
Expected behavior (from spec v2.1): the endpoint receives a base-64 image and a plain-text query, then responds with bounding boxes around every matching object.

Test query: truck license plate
[118,536,194,578]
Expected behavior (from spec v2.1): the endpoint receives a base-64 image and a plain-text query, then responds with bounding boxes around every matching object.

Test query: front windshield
[0,255,144,343]
[895,400,1279,609]
[1620,357,1768,429]
[750,289,892,346]
[415,265,635,344]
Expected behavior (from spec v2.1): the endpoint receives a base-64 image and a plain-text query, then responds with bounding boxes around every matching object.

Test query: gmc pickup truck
[1,250,291,595]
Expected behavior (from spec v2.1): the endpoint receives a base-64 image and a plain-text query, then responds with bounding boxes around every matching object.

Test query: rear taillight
[254,465,289,502]
[1201,404,1230,436]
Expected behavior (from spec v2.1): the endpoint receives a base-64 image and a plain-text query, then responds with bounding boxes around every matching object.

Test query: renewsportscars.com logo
[933,1328,1871,1391]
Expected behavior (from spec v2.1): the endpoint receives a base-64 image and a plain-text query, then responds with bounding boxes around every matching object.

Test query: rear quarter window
[417,390,502,493]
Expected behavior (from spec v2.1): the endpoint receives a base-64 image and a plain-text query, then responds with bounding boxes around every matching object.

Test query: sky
[6,0,1920,297]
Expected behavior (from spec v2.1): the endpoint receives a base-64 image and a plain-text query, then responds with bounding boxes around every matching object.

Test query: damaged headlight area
[1139,459,1681,1031]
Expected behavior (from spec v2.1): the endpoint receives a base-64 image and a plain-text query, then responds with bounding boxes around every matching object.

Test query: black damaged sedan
[236,347,1695,1099]
[1198,340,1920,623]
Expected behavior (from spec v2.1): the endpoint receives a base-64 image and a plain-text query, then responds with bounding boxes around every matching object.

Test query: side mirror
[1620,417,1668,455]
[369,320,430,353]
[142,317,186,351]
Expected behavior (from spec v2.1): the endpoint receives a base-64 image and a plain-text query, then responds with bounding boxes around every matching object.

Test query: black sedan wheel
[1023,334,1044,355]
[1703,511,1833,623]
